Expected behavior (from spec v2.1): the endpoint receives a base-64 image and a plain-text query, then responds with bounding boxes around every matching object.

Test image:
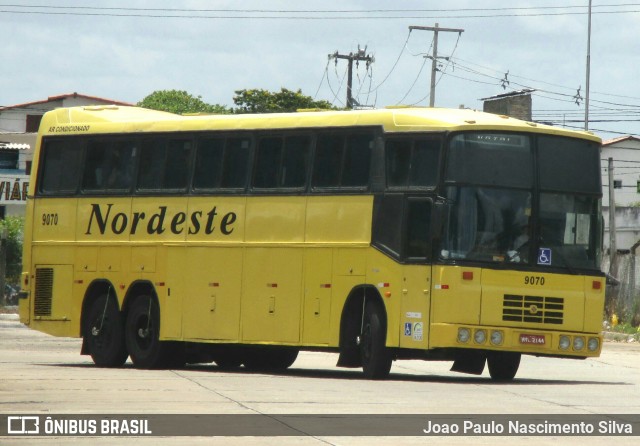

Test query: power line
[1,4,640,19]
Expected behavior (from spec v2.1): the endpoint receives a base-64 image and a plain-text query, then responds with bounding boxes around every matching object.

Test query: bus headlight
[457,328,471,343]
[573,337,585,351]
[587,337,600,352]
[474,329,487,344]
[559,335,571,350]
[490,330,503,345]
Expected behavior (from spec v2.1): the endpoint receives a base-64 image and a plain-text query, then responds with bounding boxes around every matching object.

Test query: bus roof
[39,105,601,143]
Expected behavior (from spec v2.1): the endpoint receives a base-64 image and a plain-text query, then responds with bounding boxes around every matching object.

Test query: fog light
[490,330,503,345]
[474,329,487,344]
[457,328,471,343]
[559,335,571,350]
[588,337,599,352]
[573,337,585,351]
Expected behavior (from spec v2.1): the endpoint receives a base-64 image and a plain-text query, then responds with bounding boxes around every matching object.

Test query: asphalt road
[0,313,638,445]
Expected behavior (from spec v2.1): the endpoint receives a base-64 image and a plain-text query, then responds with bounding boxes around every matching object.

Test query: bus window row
[38,130,442,196]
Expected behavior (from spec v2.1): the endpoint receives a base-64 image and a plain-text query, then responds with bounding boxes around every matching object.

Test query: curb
[0,312,19,321]
[603,331,638,343]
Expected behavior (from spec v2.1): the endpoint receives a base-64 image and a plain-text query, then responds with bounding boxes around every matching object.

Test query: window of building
[0,149,19,169]
[26,115,43,133]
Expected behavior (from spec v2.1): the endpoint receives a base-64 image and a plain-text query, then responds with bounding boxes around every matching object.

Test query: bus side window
[411,139,440,187]
[83,141,109,190]
[312,134,343,188]
[405,199,432,259]
[40,139,83,194]
[163,139,192,190]
[107,141,136,191]
[137,139,165,191]
[386,138,440,189]
[193,138,225,190]
[254,137,283,189]
[221,138,251,189]
[82,140,136,193]
[386,139,412,187]
[281,136,311,188]
[342,134,372,187]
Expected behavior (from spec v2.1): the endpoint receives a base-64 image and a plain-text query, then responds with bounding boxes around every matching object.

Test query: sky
[1,1,639,141]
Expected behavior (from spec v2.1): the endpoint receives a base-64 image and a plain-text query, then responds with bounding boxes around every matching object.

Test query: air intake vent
[502,294,564,324]
[34,268,54,316]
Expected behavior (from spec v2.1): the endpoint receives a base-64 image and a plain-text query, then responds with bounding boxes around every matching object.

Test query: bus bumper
[429,323,602,358]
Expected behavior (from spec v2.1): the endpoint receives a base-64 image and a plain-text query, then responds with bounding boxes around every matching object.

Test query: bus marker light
[119,284,125,290]
[435,284,449,290]
[462,271,473,280]
[377,282,390,288]
[73,280,83,284]
[457,328,471,343]
[474,329,487,344]
[155,282,165,287]
[209,282,220,287]
[384,291,392,298]
[267,283,278,288]
[320,284,332,288]
[592,281,601,290]
[490,330,503,345]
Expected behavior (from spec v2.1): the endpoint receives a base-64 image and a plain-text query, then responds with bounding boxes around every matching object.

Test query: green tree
[138,90,230,115]
[233,88,337,113]
[0,216,24,283]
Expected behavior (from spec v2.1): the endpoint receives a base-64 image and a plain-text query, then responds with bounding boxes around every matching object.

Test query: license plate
[519,334,545,345]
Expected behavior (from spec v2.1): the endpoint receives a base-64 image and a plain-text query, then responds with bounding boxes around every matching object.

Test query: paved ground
[0,313,638,445]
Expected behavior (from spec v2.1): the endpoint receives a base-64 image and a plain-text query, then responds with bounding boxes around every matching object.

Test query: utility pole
[409,24,464,107]
[584,0,592,130]
[608,157,617,277]
[329,46,374,109]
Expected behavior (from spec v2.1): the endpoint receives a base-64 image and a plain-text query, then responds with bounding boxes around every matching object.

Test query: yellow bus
[18,105,604,380]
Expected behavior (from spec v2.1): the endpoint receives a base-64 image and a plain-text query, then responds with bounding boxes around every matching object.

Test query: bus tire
[487,351,521,381]
[125,295,174,369]
[360,300,392,380]
[83,294,128,368]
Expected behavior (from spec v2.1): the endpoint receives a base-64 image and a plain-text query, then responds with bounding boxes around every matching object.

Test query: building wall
[601,138,640,207]
[0,94,132,219]
[482,94,532,121]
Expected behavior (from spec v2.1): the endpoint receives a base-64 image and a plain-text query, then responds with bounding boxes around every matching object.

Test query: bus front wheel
[487,351,521,381]
[84,294,128,367]
[360,301,392,380]
[125,295,181,369]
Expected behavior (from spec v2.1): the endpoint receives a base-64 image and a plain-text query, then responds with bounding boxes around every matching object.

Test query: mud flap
[451,350,487,375]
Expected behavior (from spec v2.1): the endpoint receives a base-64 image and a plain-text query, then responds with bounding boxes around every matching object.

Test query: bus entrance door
[399,265,431,349]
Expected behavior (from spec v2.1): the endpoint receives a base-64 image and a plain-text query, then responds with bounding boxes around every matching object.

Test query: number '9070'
[524,276,545,285]
[42,213,58,226]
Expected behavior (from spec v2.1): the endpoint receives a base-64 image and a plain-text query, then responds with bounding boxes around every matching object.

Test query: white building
[601,136,640,251]
[0,93,132,217]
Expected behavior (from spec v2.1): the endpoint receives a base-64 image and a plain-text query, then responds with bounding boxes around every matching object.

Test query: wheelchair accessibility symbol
[538,248,552,265]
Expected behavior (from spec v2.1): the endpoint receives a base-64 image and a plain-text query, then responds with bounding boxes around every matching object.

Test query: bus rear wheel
[125,295,182,369]
[84,294,128,367]
[487,351,521,381]
[360,300,392,380]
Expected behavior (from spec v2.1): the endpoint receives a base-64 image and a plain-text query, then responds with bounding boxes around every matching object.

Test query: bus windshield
[440,132,602,270]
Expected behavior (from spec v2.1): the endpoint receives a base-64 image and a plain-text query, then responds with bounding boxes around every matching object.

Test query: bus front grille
[34,268,54,316]
[502,294,564,324]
